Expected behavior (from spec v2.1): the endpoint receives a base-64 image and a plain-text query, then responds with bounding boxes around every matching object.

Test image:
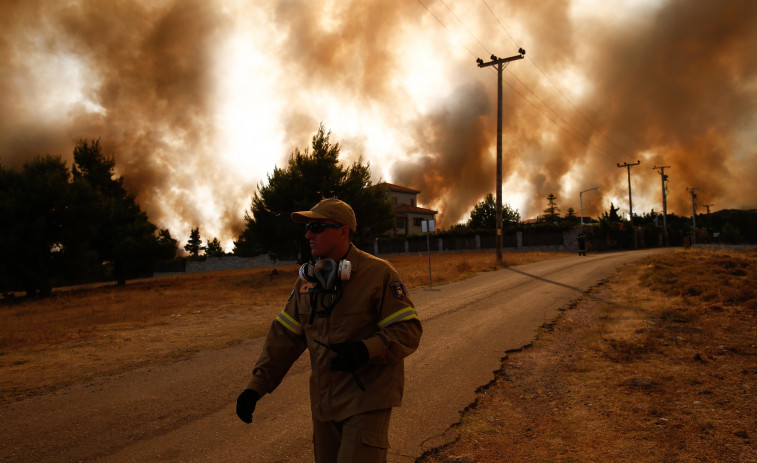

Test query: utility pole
[653,166,670,246]
[617,160,641,223]
[687,187,699,228]
[687,187,699,246]
[477,48,525,264]
[580,186,600,225]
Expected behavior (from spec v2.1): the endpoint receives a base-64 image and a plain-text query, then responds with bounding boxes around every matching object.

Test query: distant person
[236,198,423,463]
[577,232,587,256]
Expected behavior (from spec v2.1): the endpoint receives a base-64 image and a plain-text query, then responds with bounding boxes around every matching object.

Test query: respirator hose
[308,284,342,324]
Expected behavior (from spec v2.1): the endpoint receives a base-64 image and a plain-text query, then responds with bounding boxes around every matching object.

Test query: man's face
[305,221,349,259]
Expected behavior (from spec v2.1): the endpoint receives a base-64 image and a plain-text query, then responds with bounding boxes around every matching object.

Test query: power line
[439,0,491,56]
[417,0,621,162]
[415,0,481,60]
[480,0,521,47]
[524,57,627,157]
[475,1,624,161]
[502,68,621,162]
[458,0,612,157]
[480,0,627,159]
[498,74,620,162]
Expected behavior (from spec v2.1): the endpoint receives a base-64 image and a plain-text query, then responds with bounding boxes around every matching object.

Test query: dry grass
[388,250,570,289]
[0,250,568,402]
[420,249,757,463]
[0,267,298,350]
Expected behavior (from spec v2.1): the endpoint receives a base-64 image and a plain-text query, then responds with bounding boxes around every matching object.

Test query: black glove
[236,389,259,424]
[329,341,369,372]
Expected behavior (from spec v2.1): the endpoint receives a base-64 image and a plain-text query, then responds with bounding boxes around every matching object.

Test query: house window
[410,199,416,206]
[397,217,406,228]
[414,217,423,227]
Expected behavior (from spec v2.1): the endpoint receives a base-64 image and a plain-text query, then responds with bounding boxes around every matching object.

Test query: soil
[2,249,755,462]
[0,251,565,405]
[418,250,757,463]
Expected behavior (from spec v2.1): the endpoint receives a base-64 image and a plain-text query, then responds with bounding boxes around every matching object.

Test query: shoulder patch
[391,281,407,300]
[299,282,315,294]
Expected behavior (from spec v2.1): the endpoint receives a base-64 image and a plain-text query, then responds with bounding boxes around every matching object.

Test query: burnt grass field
[419,249,757,463]
[0,251,568,403]
[1,249,755,462]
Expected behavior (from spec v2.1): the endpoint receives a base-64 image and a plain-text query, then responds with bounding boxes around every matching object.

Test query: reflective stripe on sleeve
[378,306,419,329]
[275,310,303,335]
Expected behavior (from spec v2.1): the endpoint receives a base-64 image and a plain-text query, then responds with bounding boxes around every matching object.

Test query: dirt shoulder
[419,249,757,463]
[0,251,569,404]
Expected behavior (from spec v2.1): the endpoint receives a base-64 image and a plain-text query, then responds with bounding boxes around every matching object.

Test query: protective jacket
[247,245,422,422]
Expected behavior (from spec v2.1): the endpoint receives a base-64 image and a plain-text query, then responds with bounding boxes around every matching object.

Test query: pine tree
[184,228,204,257]
[543,193,560,221]
[205,237,224,257]
[234,124,394,262]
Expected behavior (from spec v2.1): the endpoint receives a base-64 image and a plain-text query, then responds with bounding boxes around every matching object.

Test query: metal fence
[373,229,567,256]
[522,230,563,246]
[442,235,478,251]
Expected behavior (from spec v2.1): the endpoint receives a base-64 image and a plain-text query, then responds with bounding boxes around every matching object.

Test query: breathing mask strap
[303,255,350,324]
[308,281,343,324]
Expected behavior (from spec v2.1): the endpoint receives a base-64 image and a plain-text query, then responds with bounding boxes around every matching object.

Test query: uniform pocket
[342,426,389,450]
[359,429,389,449]
[330,304,378,341]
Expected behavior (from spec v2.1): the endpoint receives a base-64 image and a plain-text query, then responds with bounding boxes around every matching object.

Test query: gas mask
[299,258,351,290]
[299,259,351,323]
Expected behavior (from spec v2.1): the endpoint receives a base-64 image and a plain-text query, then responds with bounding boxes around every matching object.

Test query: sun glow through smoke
[0,0,754,246]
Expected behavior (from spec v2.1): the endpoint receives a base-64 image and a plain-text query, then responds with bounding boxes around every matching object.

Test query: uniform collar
[345,244,361,273]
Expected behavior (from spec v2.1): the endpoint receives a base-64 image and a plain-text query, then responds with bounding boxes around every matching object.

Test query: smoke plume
[1,0,755,243]
[394,0,757,223]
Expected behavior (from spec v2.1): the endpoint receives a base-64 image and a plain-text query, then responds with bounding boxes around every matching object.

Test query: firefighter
[577,231,587,256]
[236,198,423,463]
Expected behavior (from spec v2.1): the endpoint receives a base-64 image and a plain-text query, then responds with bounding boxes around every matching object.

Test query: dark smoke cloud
[586,0,757,215]
[273,0,410,102]
[0,1,75,163]
[390,0,757,223]
[273,0,417,167]
[0,0,248,244]
[392,80,495,225]
[58,0,238,235]
[1,0,755,242]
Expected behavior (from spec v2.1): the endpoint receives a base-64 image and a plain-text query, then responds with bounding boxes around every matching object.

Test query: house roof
[397,204,437,215]
[382,183,421,194]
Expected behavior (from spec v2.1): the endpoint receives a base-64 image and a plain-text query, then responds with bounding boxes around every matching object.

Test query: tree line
[1,140,177,296]
[0,126,396,297]
[4,126,753,297]
[233,124,394,261]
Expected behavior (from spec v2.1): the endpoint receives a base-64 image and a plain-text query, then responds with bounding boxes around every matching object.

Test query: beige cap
[291,198,357,232]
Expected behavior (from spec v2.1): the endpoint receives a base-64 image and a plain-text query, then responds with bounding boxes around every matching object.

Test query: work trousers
[312,408,392,463]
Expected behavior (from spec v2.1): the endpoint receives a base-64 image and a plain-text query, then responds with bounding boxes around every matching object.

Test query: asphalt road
[0,249,667,462]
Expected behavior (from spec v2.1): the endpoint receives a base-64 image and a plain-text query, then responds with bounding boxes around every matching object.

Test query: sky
[1,0,756,249]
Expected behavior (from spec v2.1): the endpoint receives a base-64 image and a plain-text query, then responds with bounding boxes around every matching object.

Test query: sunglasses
[305,222,344,234]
